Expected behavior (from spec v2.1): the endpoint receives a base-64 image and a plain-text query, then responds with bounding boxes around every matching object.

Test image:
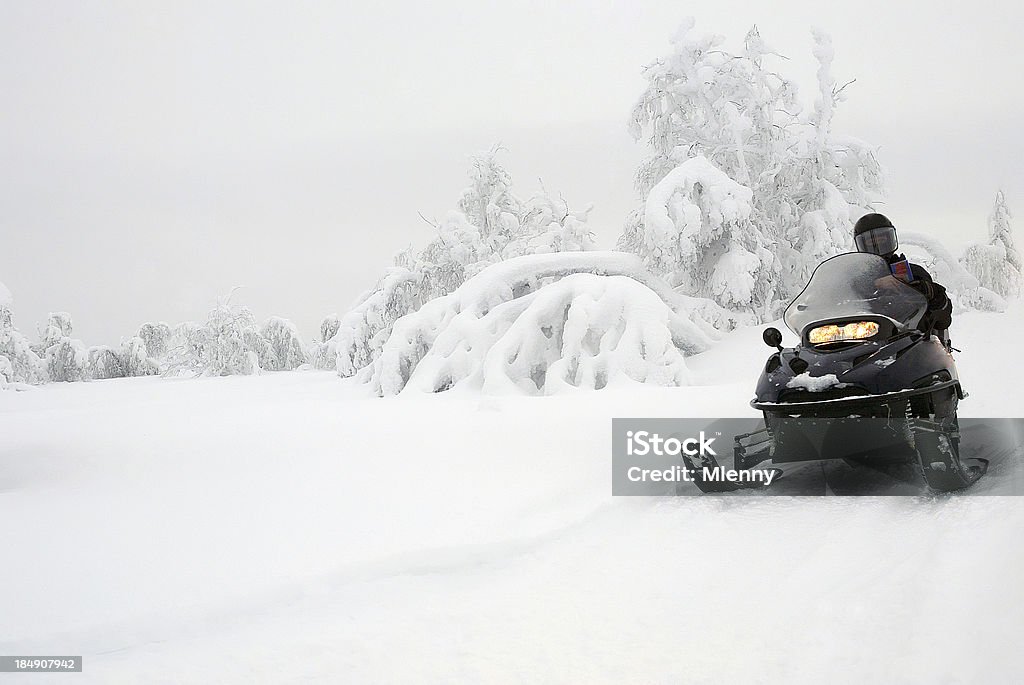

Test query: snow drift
[367,252,721,396]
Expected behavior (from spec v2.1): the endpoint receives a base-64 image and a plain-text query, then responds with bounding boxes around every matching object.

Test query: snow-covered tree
[961,191,1021,300]
[34,311,74,355]
[87,346,125,379]
[87,336,159,380]
[621,19,883,319]
[260,316,308,371]
[989,189,1020,271]
[120,336,159,377]
[26,312,88,383]
[168,321,205,367]
[333,150,594,377]
[45,336,87,382]
[310,314,341,370]
[334,267,422,377]
[635,155,771,311]
[137,322,172,360]
[0,280,45,387]
[0,354,13,390]
[165,296,264,376]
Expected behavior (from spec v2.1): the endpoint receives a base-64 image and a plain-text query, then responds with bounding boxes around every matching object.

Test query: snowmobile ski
[911,417,988,491]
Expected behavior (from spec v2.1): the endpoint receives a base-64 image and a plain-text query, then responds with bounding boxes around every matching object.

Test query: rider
[853,213,953,338]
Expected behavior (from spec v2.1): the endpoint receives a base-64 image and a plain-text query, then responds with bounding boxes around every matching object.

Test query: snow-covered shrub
[168,321,205,366]
[25,311,88,382]
[335,150,595,377]
[0,281,45,386]
[45,337,87,382]
[621,20,883,319]
[120,336,159,377]
[368,252,718,396]
[335,267,422,376]
[961,191,1021,300]
[260,316,308,371]
[961,243,1020,302]
[87,346,125,379]
[33,311,74,356]
[0,354,12,389]
[87,337,159,380]
[165,298,263,376]
[902,232,1005,312]
[137,322,172,360]
[310,314,341,370]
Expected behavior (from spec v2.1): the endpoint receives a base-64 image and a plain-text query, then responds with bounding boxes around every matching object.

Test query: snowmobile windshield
[784,252,928,337]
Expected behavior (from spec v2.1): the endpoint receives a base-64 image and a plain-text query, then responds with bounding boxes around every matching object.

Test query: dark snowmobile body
[685,252,987,493]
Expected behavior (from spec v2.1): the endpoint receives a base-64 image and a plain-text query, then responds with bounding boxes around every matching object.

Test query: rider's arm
[908,263,952,330]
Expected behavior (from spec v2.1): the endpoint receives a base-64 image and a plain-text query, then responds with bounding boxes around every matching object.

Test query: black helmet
[854,213,898,256]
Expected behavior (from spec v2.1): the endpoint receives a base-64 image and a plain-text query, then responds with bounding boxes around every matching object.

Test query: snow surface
[1,306,1023,682]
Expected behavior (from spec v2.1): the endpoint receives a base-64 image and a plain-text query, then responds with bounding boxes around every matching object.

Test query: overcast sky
[2,0,1021,345]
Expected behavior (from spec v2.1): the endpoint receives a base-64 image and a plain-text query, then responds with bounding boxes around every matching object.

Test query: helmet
[854,213,898,256]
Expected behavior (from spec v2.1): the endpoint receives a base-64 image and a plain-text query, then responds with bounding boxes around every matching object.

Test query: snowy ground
[2,307,1023,683]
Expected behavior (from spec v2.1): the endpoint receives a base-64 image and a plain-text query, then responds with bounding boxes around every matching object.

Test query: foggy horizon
[3,0,1022,346]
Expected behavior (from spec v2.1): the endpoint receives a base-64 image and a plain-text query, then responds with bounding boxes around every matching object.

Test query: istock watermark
[613,417,1024,496]
[621,427,778,488]
[613,418,776,495]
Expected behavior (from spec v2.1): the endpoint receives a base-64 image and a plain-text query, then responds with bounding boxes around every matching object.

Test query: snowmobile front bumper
[751,379,961,415]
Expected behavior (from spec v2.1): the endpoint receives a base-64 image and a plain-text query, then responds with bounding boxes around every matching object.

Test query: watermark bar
[613,417,1024,496]
[0,656,82,672]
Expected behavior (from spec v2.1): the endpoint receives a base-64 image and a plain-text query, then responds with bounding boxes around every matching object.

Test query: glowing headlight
[808,321,879,345]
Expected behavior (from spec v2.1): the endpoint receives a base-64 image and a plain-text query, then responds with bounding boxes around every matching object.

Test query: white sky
[2,0,1022,344]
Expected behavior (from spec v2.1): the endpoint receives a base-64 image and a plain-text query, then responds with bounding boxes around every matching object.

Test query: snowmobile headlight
[808,321,879,345]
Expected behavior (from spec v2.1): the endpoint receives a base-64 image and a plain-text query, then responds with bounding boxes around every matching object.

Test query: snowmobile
[683,251,987,493]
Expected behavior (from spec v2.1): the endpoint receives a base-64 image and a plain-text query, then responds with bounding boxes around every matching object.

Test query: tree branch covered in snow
[367,252,721,396]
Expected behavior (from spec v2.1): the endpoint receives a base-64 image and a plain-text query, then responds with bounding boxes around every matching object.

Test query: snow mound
[368,252,718,396]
